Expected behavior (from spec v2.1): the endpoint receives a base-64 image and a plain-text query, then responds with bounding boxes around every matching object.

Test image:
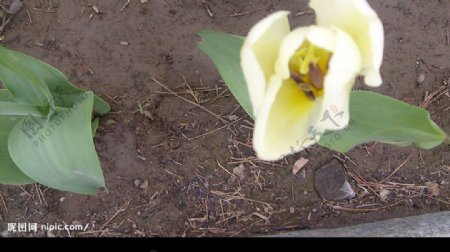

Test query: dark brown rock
[314,159,356,201]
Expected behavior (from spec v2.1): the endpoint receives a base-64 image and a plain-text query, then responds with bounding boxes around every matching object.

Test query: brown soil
[0,0,449,237]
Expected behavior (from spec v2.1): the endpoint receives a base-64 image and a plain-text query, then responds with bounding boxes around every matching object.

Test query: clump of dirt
[0,0,448,237]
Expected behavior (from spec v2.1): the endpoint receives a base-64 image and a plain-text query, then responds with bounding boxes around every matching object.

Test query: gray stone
[267,211,450,237]
[314,159,356,201]
[133,178,142,187]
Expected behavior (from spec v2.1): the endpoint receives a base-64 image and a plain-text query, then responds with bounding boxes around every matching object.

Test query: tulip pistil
[289,41,331,101]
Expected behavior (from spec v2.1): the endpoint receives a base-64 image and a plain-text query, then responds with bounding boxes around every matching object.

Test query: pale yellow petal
[253,76,323,161]
[310,0,384,86]
[317,27,362,130]
[241,11,290,115]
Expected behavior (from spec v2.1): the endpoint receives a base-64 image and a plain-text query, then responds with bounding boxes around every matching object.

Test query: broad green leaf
[0,46,55,115]
[0,46,110,115]
[8,92,106,195]
[318,91,448,152]
[0,116,34,185]
[198,31,254,117]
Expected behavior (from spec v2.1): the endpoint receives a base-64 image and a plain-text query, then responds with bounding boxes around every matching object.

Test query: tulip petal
[317,28,362,130]
[241,11,290,115]
[310,0,384,87]
[253,76,323,161]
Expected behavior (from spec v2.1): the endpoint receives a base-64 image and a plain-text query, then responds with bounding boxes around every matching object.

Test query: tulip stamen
[290,71,316,101]
[308,63,324,90]
[289,41,330,101]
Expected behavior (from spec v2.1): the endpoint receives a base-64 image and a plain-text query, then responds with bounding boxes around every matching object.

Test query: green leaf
[0,89,13,101]
[0,46,110,116]
[0,101,45,117]
[8,92,106,195]
[0,116,34,185]
[0,46,55,115]
[91,117,100,136]
[319,91,448,152]
[198,31,254,117]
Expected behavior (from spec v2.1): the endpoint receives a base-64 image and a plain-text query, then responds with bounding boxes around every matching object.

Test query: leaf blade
[0,46,110,115]
[319,91,448,152]
[198,31,254,117]
[0,46,55,114]
[0,116,34,185]
[8,92,106,195]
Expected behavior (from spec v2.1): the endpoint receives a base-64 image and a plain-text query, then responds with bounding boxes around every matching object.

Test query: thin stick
[164,169,183,180]
[230,7,267,17]
[200,0,214,18]
[0,193,8,213]
[152,77,228,125]
[34,184,43,206]
[210,190,276,206]
[330,199,406,212]
[33,7,55,13]
[120,0,130,12]
[26,9,32,24]
[99,200,131,231]
[380,154,412,183]
[294,10,314,16]
[217,161,237,178]
[183,119,241,141]
[18,186,31,197]
[104,93,119,105]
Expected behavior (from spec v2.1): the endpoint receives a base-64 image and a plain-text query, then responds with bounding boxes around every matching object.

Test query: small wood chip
[233,164,246,181]
[92,5,100,14]
[293,158,309,175]
[379,189,391,201]
[425,182,440,197]
[140,179,149,189]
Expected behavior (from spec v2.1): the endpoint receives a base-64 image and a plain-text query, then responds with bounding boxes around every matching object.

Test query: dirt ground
[0,0,449,237]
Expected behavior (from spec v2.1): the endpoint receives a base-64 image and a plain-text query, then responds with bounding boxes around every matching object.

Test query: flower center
[289,41,331,101]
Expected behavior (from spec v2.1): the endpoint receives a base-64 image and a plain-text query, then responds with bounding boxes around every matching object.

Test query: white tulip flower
[241,1,384,161]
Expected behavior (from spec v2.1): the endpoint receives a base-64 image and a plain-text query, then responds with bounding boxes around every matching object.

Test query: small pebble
[133,178,142,187]
[416,73,426,84]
